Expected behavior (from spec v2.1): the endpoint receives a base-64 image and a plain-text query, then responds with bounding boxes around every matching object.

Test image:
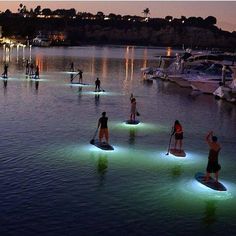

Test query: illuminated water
[0,46,236,235]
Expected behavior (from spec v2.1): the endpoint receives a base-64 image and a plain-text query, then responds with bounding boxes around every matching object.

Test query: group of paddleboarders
[96,109,221,183]
[69,63,103,92]
[171,121,221,183]
[2,61,39,79]
[25,60,40,78]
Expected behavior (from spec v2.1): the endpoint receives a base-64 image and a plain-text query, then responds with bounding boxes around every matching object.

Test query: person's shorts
[99,128,109,140]
[175,132,183,140]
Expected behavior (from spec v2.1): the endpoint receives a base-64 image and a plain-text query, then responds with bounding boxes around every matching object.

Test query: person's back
[99,116,108,129]
[173,120,183,151]
[174,123,183,134]
[205,131,221,182]
[96,78,100,86]
[98,112,109,143]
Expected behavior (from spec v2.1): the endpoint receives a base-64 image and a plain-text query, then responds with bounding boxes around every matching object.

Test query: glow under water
[0,46,236,235]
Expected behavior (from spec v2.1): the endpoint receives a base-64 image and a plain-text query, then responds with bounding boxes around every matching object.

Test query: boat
[32,35,51,47]
[189,64,233,94]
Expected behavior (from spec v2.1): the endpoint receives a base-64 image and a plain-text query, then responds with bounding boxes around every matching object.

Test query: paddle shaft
[71,72,79,81]
[90,127,99,143]
[166,128,174,155]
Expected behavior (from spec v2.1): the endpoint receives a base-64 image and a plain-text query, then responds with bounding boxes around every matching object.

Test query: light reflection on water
[0,46,236,235]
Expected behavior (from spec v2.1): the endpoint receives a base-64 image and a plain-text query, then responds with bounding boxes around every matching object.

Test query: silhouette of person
[2,64,8,78]
[95,77,101,91]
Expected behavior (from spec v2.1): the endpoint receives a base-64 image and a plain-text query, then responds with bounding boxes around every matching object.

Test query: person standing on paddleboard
[130,95,137,122]
[172,120,184,152]
[35,65,40,79]
[98,112,109,144]
[95,77,101,91]
[78,70,83,83]
[2,63,8,78]
[70,62,74,72]
[204,131,221,183]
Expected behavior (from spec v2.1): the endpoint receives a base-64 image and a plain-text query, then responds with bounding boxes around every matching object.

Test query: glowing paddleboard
[169,148,186,157]
[71,82,89,86]
[125,120,140,125]
[92,140,114,151]
[195,172,227,191]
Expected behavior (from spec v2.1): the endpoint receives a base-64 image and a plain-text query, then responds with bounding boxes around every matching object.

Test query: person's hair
[212,136,218,142]
[174,120,180,125]
[102,112,106,116]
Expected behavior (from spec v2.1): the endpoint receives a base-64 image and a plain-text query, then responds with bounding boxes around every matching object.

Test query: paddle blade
[136,112,140,116]
[90,139,95,144]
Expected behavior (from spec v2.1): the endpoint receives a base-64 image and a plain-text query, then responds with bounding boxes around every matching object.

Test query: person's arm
[97,118,101,129]
[171,125,176,136]
[206,131,213,146]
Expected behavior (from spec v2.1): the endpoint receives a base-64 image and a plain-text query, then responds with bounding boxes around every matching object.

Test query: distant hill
[0,13,236,49]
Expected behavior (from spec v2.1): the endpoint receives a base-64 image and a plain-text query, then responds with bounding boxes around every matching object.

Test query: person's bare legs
[204,172,210,182]
[179,140,182,152]
[215,172,219,183]
[174,140,177,150]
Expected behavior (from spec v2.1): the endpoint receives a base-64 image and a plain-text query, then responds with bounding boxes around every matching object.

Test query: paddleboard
[195,172,227,191]
[71,82,89,85]
[92,140,114,151]
[126,120,140,125]
[169,148,186,157]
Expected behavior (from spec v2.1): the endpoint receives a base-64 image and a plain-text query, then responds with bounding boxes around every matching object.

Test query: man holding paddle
[204,131,221,183]
[95,77,101,91]
[97,112,109,144]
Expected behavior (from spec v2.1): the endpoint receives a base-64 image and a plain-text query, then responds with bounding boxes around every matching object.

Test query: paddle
[90,127,99,144]
[100,86,105,92]
[166,127,174,155]
[70,72,79,83]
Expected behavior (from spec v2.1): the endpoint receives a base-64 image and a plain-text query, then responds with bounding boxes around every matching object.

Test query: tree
[181,16,186,23]
[142,8,150,18]
[34,5,41,15]
[18,3,27,15]
[42,8,52,16]
[4,9,12,16]
[96,11,104,20]
[165,16,173,22]
[204,16,217,25]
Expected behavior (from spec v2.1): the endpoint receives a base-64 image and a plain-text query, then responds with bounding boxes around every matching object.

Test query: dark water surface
[0,46,236,235]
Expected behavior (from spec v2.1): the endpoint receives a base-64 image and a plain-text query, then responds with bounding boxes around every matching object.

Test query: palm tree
[142,8,150,18]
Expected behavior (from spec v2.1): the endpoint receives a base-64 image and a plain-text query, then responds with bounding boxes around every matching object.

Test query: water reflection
[171,165,183,178]
[95,94,100,106]
[3,78,8,89]
[97,155,108,185]
[35,80,39,91]
[129,128,136,145]
[142,77,153,87]
[202,200,217,226]
[77,87,83,103]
